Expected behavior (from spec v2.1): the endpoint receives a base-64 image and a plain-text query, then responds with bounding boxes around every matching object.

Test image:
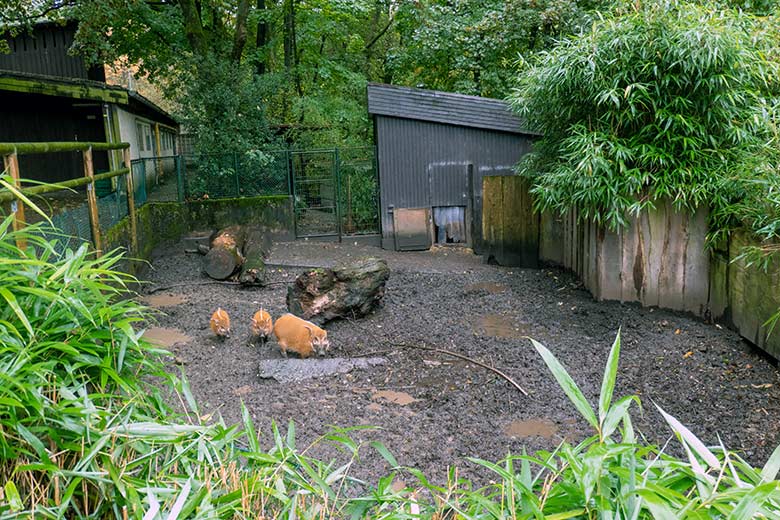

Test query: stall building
[367,83,537,252]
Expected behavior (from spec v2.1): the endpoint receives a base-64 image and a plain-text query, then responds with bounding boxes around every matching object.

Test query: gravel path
[141,240,780,485]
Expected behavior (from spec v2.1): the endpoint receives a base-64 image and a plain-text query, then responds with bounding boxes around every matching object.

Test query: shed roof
[367,83,534,135]
[0,70,178,127]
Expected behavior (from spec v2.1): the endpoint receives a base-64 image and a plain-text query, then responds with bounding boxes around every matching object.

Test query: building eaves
[367,83,538,136]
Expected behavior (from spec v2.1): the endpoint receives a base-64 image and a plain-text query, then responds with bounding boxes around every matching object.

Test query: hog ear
[303,325,314,339]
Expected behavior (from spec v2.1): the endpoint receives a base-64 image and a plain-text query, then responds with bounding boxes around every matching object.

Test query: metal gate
[291,150,340,238]
[291,147,380,239]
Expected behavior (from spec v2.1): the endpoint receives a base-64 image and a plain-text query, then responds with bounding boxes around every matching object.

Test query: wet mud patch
[143,327,191,347]
[140,293,188,308]
[372,390,419,406]
[143,239,780,487]
[504,418,558,439]
[474,314,530,338]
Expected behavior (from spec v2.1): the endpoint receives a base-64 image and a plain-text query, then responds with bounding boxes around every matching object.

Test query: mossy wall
[103,195,293,275]
[483,179,780,360]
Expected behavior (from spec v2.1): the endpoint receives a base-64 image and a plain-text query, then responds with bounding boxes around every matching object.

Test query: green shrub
[510,1,780,231]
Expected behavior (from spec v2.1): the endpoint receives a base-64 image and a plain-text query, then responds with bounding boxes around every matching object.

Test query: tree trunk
[179,0,207,57]
[231,0,252,62]
[202,226,246,280]
[287,257,390,325]
[239,226,271,285]
[255,0,269,75]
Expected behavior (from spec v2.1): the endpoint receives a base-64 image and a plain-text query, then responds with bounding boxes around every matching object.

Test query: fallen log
[287,257,390,324]
[202,225,246,280]
[239,226,271,285]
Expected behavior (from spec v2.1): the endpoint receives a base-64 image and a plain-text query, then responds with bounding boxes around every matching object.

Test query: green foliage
[392,0,604,98]
[511,1,780,230]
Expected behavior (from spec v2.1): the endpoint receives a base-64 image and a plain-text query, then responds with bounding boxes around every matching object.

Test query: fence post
[334,148,342,241]
[83,147,102,256]
[233,152,240,197]
[139,159,147,204]
[176,155,184,202]
[2,152,27,250]
[123,148,138,256]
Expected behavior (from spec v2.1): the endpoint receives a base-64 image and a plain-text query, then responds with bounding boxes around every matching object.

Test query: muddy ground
[141,239,780,486]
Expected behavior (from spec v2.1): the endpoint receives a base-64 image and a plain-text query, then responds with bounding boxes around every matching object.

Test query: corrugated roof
[367,83,534,135]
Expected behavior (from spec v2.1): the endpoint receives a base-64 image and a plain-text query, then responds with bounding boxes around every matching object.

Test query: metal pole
[334,148,342,241]
[233,152,240,197]
[123,148,138,255]
[176,155,184,202]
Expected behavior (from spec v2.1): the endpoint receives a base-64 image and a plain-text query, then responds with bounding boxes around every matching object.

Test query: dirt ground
[140,239,780,485]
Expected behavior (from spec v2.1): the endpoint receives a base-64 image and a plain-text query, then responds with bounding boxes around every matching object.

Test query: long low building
[0,21,178,186]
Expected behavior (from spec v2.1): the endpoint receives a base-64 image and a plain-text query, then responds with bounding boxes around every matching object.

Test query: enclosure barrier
[0,141,135,255]
[482,174,780,360]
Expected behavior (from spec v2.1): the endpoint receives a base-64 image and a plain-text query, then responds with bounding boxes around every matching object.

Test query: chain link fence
[3,146,381,257]
[179,151,289,200]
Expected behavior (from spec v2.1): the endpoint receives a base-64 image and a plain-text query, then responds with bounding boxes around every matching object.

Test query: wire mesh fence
[3,145,381,256]
[338,147,380,235]
[179,151,289,200]
[130,156,181,203]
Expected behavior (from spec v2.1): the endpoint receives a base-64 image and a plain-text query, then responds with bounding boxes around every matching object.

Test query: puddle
[140,294,188,308]
[372,390,418,406]
[143,327,192,347]
[475,314,528,338]
[233,385,252,396]
[464,282,507,294]
[258,357,386,383]
[504,418,558,439]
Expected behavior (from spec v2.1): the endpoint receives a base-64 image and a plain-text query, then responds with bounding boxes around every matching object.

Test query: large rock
[287,257,390,324]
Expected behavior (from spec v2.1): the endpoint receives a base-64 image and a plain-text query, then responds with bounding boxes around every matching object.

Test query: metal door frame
[291,148,341,239]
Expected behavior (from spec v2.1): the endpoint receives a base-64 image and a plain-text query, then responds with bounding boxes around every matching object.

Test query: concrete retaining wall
[104,195,294,275]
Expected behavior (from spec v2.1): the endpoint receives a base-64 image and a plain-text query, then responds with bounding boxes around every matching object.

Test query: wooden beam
[0,142,130,155]
[0,168,130,203]
[83,148,102,256]
[2,152,27,250]
[123,148,138,256]
[0,76,128,104]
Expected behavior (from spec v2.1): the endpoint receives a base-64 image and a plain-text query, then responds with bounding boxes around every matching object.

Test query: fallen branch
[394,340,529,397]
[146,280,241,294]
[146,279,292,294]
[346,317,529,397]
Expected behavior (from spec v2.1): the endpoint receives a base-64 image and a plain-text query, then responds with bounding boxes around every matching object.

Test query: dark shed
[367,83,536,252]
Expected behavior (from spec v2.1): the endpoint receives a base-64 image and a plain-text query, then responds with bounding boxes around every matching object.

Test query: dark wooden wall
[0,91,109,183]
[0,22,104,81]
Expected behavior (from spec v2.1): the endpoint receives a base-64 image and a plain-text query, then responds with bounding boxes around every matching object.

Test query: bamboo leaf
[532,338,598,429]
[655,403,720,468]
[760,444,780,483]
[599,331,621,424]
[0,288,33,338]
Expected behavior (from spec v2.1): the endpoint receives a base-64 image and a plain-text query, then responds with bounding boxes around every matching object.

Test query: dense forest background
[0,0,777,155]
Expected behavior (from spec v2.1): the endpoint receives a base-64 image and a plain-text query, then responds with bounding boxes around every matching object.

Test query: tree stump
[287,257,390,325]
[239,226,271,285]
[202,225,246,280]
